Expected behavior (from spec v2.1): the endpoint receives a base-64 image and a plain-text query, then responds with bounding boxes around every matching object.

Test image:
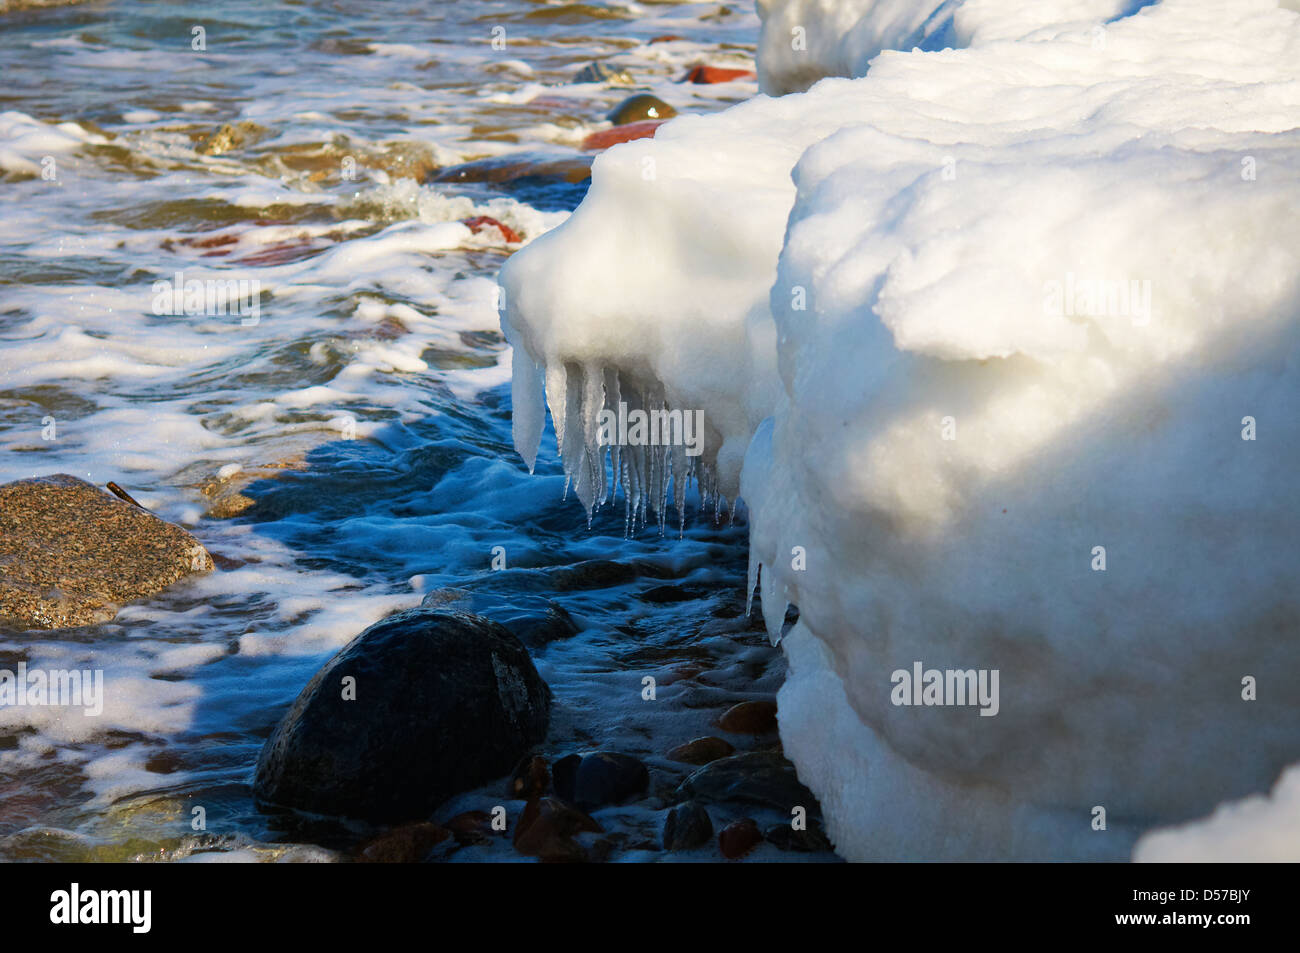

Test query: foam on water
[0,0,775,860]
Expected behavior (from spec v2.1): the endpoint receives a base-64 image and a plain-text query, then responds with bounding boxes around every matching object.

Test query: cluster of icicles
[545,363,729,536]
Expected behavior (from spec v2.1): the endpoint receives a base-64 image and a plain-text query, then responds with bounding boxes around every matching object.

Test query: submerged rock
[195,120,268,156]
[667,736,735,766]
[681,64,755,84]
[421,588,579,648]
[0,826,96,863]
[662,800,713,851]
[606,93,676,125]
[573,61,633,85]
[581,120,666,152]
[462,215,521,244]
[0,474,212,630]
[253,609,551,822]
[429,153,593,212]
[675,751,818,814]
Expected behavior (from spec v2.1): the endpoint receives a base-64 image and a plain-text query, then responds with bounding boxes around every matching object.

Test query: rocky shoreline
[0,471,835,862]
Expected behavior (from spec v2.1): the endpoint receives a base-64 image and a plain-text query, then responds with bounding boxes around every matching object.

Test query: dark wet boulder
[253,609,551,822]
[0,474,212,630]
[545,558,642,591]
[662,800,713,851]
[552,751,649,810]
[764,822,833,853]
[674,751,818,814]
[551,753,582,802]
[421,588,578,649]
[606,93,676,125]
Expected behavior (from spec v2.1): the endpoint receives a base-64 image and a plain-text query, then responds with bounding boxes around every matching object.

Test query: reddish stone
[667,736,735,766]
[186,232,239,250]
[719,817,762,860]
[580,119,666,152]
[719,700,779,734]
[508,754,550,800]
[231,240,319,267]
[463,215,522,244]
[355,822,450,863]
[649,34,686,44]
[681,65,756,84]
[444,810,497,846]
[513,797,603,861]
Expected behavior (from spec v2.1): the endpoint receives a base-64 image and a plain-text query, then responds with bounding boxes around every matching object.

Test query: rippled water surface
[0,0,829,862]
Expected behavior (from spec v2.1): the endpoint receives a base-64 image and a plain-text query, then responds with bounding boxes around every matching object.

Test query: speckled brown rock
[0,474,212,630]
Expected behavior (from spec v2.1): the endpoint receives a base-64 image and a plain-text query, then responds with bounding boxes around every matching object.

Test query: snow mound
[500,0,1300,859]
[754,0,1168,94]
[1134,766,1300,862]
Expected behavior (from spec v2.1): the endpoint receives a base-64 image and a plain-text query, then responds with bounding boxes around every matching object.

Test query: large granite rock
[0,474,212,630]
[420,587,579,649]
[254,609,551,822]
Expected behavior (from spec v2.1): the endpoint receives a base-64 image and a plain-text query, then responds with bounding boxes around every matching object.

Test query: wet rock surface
[0,474,213,630]
[667,736,735,765]
[422,588,579,648]
[428,152,594,212]
[718,817,762,859]
[606,93,676,125]
[719,699,779,735]
[765,822,833,853]
[355,822,450,863]
[573,61,633,85]
[508,754,551,800]
[662,800,713,851]
[253,608,551,822]
[553,751,649,810]
[675,750,819,814]
[513,797,603,862]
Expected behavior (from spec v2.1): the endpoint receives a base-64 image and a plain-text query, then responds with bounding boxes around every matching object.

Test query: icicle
[746,557,761,618]
[533,357,725,538]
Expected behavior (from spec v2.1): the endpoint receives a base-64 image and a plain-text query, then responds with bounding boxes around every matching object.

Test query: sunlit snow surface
[502,0,1300,860]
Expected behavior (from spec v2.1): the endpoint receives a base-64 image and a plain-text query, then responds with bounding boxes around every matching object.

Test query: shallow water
[0,0,829,861]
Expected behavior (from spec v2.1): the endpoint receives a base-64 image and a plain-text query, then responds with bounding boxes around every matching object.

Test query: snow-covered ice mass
[501,0,1300,861]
